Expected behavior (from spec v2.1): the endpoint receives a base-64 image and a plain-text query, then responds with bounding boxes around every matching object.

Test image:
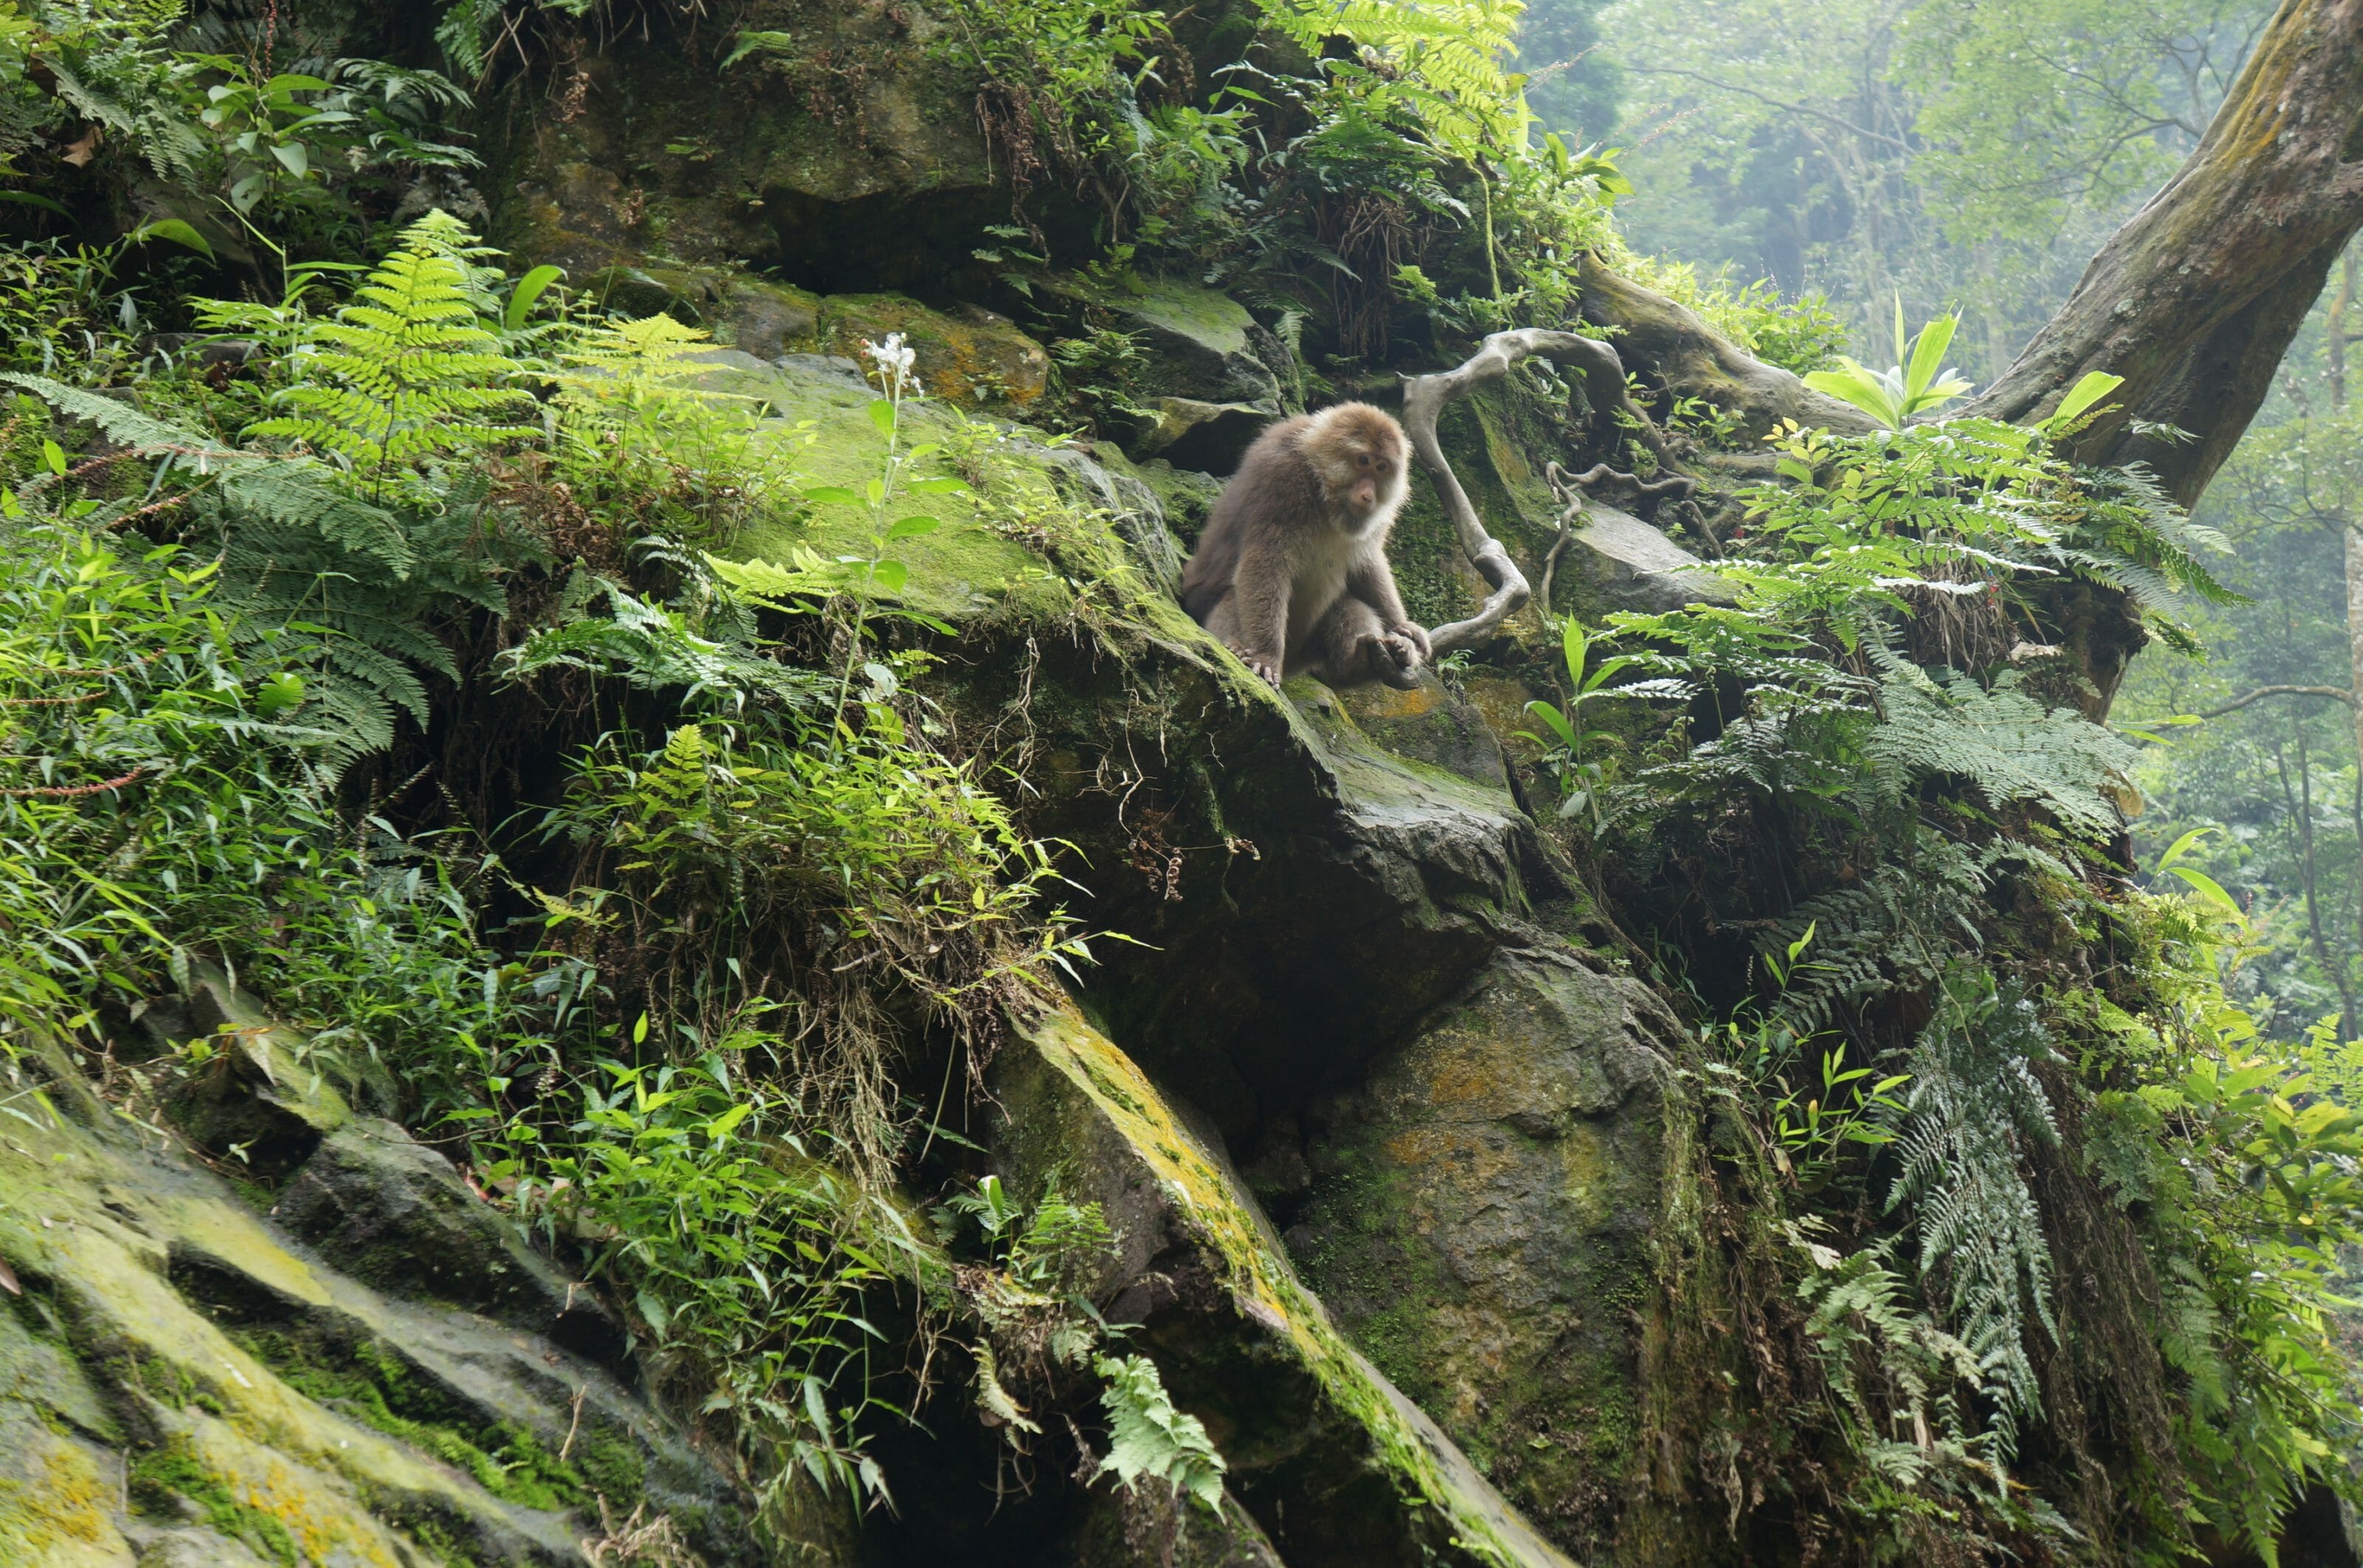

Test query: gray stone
[1042,275,1282,413]
[132,1527,275,1567]
[1567,501,1738,615]
[0,1076,775,1568]
[1043,1482,1289,1567]
[274,1118,626,1365]
[1128,396,1272,475]
[994,1009,1580,1568]
[1290,949,1684,1558]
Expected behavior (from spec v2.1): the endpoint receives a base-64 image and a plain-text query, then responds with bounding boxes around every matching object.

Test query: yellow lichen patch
[1340,680,1447,724]
[1032,1008,1297,1330]
[173,1408,409,1568]
[817,295,1049,408]
[154,1195,332,1312]
[0,1404,133,1566]
[1455,675,1542,762]
[0,1107,575,1550]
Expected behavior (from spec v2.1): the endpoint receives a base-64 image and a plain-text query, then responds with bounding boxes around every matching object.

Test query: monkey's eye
[1357,453,1372,467]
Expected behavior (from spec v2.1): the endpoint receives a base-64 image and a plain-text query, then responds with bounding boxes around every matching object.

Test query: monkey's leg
[1310,596,1421,690]
[1222,543,1292,685]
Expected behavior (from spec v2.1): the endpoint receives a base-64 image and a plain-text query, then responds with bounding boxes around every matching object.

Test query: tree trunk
[1586,0,2363,717]
[1964,0,2363,506]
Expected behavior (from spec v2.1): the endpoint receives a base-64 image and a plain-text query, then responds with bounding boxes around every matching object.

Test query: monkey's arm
[1348,551,1432,660]
[1227,540,1292,684]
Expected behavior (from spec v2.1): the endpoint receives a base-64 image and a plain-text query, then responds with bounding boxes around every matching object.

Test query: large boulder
[275,1119,626,1365]
[1289,949,1683,1559]
[487,1,1009,298]
[0,1042,781,1568]
[988,1007,1581,1568]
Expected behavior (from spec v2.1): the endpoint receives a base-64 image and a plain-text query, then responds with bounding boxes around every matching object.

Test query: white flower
[862,333,918,389]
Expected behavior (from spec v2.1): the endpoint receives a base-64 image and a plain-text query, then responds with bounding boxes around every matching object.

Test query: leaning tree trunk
[1965,0,2363,505]
[1579,0,2363,715]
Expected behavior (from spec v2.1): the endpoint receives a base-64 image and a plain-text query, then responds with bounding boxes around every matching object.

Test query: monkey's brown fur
[1179,402,1430,689]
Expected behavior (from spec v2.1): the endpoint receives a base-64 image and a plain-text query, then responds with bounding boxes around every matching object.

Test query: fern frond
[1885,971,2059,1462]
[251,216,532,498]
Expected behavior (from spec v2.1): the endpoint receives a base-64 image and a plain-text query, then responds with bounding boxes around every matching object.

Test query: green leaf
[905,476,969,495]
[868,399,896,439]
[1803,360,1902,427]
[721,28,796,69]
[1559,616,1588,687]
[504,264,564,332]
[2045,371,2124,430]
[802,486,861,506]
[255,672,306,716]
[886,515,939,540]
[2154,824,2218,873]
[2167,865,2244,920]
[1902,312,1958,405]
[1093,1354,1226,1512]
[1521,698,1580,752]
[269,140,309,177]
[129,219,214,261]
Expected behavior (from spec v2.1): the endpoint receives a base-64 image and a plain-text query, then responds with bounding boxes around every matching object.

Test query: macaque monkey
[1180,402,1431,690]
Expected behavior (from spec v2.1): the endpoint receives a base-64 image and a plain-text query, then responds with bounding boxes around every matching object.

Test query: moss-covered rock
[815,294,1049,408]
[582,264,824,360]
[1038,274,1281,408]
[992,1007,1580,1568]
[0,1041,769,1567]
[275,1120,625,1365]
[1289,949,1684,1560]
[485,2,1012,300]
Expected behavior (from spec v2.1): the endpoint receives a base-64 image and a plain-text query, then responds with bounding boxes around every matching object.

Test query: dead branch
[2196,684,2356,718]
[1400,329,1680,654]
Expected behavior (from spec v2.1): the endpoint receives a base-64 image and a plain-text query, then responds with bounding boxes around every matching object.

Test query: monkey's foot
[1368,633,1424,690]
[1390,622,1433,661]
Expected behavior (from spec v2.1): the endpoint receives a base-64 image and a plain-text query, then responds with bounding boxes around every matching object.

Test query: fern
[1865,648,2138,844]
[1259,0,1529,157]
[1092,1354,1227,1511]
[250,211,532,501]
[1887,972,2059,1468]
[4,275,524,773]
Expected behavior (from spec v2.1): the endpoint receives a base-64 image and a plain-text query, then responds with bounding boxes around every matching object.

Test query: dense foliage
[0,0,2353,1564]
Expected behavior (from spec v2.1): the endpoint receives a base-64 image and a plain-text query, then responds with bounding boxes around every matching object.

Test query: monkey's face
[1309,408,1407,525]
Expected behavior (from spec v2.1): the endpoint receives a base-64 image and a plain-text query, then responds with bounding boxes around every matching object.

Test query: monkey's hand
[1228,643,1284,686]
[1389,621,1433,661]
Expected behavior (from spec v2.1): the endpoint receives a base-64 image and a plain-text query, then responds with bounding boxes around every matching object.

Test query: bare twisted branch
[1399,329,1681,653]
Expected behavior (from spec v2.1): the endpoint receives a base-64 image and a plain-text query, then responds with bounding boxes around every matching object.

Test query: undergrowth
[1521,352,2361,1559]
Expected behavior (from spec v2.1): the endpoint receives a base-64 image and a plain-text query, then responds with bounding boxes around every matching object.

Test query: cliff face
[8,4,2359,1567]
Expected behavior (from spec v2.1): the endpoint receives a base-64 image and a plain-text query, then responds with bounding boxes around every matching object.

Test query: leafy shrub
[1611,250,1851,374]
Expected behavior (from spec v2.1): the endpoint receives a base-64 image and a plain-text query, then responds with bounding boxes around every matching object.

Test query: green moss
[131,1442,302,1566]
[229,1327,598,1514]
[1026,1010,1553,1568]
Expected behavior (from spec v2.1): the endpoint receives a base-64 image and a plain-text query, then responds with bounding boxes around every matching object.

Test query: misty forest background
[1529,0,2361,1036]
